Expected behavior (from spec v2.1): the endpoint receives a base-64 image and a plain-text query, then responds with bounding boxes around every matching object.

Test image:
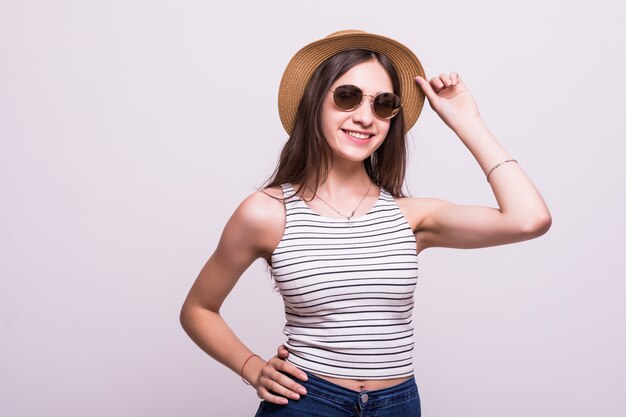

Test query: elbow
[519,209,552,239]
[179,302,193,334]
[179,306,188,332]
[179,301,219,336]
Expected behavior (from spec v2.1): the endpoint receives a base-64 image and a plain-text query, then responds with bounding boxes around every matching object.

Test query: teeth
[346,130,370,140]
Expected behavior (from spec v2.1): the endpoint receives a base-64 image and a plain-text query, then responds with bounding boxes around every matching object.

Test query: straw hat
[278,29,426,135]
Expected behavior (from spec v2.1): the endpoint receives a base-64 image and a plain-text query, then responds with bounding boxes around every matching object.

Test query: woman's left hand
[415,73,480,131]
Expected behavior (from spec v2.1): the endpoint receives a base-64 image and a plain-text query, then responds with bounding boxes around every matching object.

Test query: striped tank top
[270,183,419,380]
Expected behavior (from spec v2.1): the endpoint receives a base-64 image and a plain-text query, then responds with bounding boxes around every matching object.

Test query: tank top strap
[280,183,303,212]
[280,183,297,199]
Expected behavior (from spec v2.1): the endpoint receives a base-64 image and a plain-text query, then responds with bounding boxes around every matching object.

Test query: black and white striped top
[270,183,419,380]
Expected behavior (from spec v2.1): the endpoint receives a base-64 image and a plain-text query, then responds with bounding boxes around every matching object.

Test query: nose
[351,96,375,126]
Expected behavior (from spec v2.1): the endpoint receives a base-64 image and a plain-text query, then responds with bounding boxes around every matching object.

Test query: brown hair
[266,49,407,197]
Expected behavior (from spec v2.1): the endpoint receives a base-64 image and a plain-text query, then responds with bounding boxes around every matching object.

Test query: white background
[1,1,624,416]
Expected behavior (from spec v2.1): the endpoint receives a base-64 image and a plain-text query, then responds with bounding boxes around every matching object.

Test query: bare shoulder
[236,186,284,221]
[394,196,452,231]
[227,186,286,260]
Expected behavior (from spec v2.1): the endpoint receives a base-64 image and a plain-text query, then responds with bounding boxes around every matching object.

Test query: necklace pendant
[308,183,371,232]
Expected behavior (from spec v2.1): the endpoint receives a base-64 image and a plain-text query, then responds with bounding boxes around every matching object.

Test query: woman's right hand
[254,345,308,405]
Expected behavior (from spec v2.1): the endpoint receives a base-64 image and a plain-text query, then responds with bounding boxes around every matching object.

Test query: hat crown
[325,29,366,39]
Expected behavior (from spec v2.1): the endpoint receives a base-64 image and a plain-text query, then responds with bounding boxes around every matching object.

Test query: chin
[334,149,376,163]
[338,145,380,162]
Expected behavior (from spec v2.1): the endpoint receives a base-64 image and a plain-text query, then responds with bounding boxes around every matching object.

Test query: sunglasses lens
[333,85,362,111]
[332,85,401,119]
[373,93,401,119]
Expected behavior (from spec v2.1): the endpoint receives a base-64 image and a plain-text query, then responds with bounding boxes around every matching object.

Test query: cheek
[378,121,391,140]
[371,122,392,151]
[321,106,343,136]
[320,110,333,138]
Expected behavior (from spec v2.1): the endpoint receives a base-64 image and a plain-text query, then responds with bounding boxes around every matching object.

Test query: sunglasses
[330,84,401,120]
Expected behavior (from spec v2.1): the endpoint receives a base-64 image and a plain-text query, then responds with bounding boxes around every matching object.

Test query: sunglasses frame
[330,84,402,120]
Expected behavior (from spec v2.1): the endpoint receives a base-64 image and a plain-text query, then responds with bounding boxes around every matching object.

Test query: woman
[180,30,551,416]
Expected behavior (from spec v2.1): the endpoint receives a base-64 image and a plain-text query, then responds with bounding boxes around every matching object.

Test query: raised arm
[409,73,551,252]
[179,189,307,404]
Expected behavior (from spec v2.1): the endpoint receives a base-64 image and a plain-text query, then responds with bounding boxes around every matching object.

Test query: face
[321,59,394,164]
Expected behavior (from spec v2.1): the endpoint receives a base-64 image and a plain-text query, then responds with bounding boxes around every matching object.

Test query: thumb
[415,76,439,104]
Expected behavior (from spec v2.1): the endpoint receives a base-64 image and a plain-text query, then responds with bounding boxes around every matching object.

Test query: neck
[311,162,372,197]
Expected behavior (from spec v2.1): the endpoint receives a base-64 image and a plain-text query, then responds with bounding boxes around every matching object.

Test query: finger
[450,72,460,85]
[439,73,452,87]
[262,364,307,395]
[259,373,303,400]
[257,386,289,405]
[265,360,308,391]
[429,76,444,92]
[268,355,308,382]
[266,376,302,400]
[277,345,289,358]
[415,76,441,103]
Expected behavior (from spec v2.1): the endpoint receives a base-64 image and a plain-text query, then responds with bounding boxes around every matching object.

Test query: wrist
[241,355,265,388]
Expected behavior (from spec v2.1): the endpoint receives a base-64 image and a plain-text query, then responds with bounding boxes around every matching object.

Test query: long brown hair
[266,49,407,197]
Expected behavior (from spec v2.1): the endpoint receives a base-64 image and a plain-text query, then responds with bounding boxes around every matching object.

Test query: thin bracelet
[486,159,518,182]
[240,354,260,386]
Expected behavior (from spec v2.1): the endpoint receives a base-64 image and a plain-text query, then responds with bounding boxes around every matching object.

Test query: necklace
[310,182,372,229]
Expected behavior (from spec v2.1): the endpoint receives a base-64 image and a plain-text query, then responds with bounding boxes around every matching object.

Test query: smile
[342,129,373,140]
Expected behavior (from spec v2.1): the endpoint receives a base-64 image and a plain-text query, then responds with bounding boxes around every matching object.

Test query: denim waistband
[302,372,419,410]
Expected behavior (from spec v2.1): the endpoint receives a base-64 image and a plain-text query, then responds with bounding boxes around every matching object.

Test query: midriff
[313,373,412,392]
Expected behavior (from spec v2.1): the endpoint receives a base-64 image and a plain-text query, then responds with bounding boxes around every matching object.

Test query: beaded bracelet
[240,354,260,386]
[486,159,518,183]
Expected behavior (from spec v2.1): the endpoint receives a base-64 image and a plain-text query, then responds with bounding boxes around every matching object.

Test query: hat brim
[278,30,426,135]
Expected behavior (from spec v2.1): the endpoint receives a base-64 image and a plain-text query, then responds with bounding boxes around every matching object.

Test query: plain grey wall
[1,1,624,416]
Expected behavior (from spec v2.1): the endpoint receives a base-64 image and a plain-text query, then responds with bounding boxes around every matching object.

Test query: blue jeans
[254,372,421,417]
